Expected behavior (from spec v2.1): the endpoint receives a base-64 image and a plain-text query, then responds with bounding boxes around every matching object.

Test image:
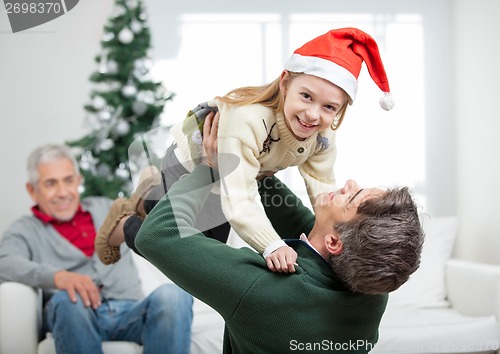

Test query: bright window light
[151,13,426,209]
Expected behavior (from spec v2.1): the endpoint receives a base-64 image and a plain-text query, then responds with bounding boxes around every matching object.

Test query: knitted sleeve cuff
[262,239,288,258]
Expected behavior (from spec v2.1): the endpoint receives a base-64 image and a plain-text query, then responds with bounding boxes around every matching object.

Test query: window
[151,12,426,208]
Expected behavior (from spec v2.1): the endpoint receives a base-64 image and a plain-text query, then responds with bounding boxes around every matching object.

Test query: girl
[95,27,394,272]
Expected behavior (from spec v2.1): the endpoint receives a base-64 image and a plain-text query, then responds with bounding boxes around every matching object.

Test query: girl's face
[280,71,347,140]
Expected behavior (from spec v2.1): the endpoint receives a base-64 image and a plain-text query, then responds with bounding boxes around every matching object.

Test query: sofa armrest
[446,258,500,319]
[0,282,40,354]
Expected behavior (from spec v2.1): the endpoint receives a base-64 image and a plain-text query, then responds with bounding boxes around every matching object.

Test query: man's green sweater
[136,165,387,354]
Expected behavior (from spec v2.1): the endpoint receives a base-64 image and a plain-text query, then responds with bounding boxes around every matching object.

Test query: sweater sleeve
[258,176,316,239]
[217,137,283,253]
[0,221,62,288]
[216,104,284,253]
[135,164,268,319]
[299,129,338,204]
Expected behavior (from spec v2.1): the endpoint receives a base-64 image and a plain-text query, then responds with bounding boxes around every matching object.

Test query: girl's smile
[280,71,348,140]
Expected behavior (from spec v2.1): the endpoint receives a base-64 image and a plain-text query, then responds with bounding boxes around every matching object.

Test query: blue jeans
[43,284,193,354]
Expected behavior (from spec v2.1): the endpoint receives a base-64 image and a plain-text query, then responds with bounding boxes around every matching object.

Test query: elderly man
[0,144,193,354]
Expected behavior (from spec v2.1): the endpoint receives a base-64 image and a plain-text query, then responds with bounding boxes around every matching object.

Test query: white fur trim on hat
[284,53,358,104]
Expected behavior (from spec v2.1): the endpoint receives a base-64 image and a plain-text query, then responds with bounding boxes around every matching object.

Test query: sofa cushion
[372,307,500,354]
[38,335,143,354]
[389,216,459,308]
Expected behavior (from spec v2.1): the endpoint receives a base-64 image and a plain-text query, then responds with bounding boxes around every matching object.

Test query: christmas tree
[67,0,172,199]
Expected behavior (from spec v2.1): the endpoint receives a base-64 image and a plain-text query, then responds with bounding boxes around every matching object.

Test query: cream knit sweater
[170,99,337,253]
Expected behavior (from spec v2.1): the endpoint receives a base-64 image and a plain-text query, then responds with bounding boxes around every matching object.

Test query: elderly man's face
[27,158,82,222]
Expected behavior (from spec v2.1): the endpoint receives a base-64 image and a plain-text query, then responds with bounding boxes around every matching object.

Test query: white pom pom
[379,92,395,111]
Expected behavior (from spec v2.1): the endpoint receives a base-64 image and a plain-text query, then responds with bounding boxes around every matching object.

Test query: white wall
[0,0,498,265]
[0,0,114,230]
[454,0,500,264]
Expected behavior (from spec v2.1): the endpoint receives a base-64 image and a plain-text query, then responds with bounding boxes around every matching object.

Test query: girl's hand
[265,245,298,273]
[201,111,220,169]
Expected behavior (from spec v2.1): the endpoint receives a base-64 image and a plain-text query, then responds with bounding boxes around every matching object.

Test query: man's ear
[26,182,37,203]
[325,234,343,256]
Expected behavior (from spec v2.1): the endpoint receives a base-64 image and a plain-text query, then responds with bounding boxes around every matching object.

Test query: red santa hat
[284,27,395,111]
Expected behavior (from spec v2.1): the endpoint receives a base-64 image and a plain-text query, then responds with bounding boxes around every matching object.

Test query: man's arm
[0,223,102,309]
[0,224,60,287]
[258,176,315,239]
[136,164,265,319]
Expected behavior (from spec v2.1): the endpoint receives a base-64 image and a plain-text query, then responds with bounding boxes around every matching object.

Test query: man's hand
[201,111,220,169]
[54,271,101,309]
[266,245,298,273]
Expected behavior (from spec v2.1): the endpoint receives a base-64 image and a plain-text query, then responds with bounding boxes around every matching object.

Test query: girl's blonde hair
[217,71,349,130]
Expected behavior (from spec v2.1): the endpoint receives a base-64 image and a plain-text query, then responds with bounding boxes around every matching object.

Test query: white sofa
[0,252,225,354]
[372,216,500,354]
[1,217,500,354]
